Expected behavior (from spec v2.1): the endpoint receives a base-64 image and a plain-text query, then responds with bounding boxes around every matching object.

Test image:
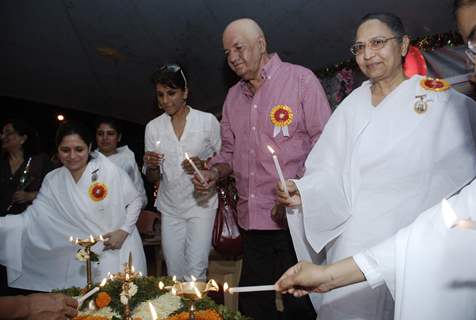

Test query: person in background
[455,0,476,83]
[193,18,331,320]
[143,64,221,281]
[0,121,146,292]
[0,119,53,296]
[0,293,78,320]
[276,12,476,320]
[94,117,147,208]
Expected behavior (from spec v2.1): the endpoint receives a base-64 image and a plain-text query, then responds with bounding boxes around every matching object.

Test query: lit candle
[69,236,73,243]
[194,286,202,299]
[184,152,207,185]
[149,302,158,320]
[191,275,197,282]
[223,282,229,292]
[227,284,275,294]
[155,141,161,152]
[172,275,177,282]
[210,279,218,290]
[266,145,288,194]
[158,281,165,290]
[77,278,107,305]
[89,234,95,243]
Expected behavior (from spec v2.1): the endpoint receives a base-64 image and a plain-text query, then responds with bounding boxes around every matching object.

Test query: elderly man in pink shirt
[193,18,331,319]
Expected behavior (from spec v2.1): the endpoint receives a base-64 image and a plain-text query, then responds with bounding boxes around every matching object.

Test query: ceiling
[0,0,459,124]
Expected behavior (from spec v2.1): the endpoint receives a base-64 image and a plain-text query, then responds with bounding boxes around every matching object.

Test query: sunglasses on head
[158,64,188,89]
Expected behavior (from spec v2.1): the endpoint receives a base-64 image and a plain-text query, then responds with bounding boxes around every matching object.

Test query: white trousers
[161,209,216,281]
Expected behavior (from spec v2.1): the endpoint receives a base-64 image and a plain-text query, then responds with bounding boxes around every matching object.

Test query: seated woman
[0,121,146,292]
[0,119,53,215]
[94,117,147,208]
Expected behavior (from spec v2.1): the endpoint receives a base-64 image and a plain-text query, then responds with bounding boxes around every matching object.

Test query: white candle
[155,140,161,152]
[184,152,207,185]
[266,145,288,194]
[149,302,158,320]
[227,285,275,294]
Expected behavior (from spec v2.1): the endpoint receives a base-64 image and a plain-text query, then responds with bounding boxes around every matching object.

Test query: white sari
[288,75,476,319]
[0,153,146,291]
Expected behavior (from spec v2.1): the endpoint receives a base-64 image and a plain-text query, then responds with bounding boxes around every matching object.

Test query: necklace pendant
[414,94,428,114]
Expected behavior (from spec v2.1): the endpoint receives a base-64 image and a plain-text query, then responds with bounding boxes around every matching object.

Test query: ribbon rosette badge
[419,77,450,92]
[88,182,108,202]
[270,104,293,137]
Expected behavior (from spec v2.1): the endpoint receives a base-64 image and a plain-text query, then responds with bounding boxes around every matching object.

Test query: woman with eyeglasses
[0,121,146,292]
[143,64,220,281]
[276,13,476,319]
[94,117,147,208]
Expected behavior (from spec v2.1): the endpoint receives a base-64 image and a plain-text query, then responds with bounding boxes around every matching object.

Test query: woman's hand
[275,261,332,297]
[143,151,164,169]
[12,191,37,204]
[276,180,302,207]
[103,230,128,250]
[181,156,204,175]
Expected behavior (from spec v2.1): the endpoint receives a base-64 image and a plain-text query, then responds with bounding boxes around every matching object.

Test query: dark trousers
[239,229,316,320]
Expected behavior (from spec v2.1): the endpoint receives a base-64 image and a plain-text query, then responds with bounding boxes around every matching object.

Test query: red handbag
[212,177,242,256]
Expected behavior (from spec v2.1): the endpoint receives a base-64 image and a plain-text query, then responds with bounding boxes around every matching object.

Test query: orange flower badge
[270,104,293,137]
[420,77,450,92]
[88,182,108,202]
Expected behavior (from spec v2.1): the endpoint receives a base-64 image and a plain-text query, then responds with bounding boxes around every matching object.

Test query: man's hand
[275,261,332,297]
[103,229,128,250]
[26,293,78,320]
[276,180,302,207]
[192,169,219,192]
[181,156,204,175]
[271,204,287,228]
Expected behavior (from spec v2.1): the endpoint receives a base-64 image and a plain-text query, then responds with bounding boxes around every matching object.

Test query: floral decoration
[88,182,108,202]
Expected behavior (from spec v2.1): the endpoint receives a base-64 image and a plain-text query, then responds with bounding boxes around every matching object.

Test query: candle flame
[191,275,197,282]
[210,279,218,289]
[69,236,73,242]
[171,287,177,295]
[223,282,229,292]
[442,199,459,229]
[267,145,275,154]
[89,234,95,243]
[194,286,202,299]
[109,274,114,280]
[75,238,79,244]
[88,299,96,310]
[139,272,143,277]
[99,234,105,241]
[126,273,130,281]
[172,275,177,282]
[149,302,158,320]
[184,152,190,160]
[155,140,161,148]
[158,281,164,290]
[100,278,107,287]
[131,265,135,273]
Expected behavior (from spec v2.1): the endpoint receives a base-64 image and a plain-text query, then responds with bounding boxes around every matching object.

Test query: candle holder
[161,279,219,320]
[72,236,99,290]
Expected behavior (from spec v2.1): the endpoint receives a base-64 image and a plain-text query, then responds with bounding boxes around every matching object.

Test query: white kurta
[0,153,146,291]
[144,107,221,216]
[94,145,147,207]
[288,75,476,319]
[144,107,221,280]
[354,178,476,319]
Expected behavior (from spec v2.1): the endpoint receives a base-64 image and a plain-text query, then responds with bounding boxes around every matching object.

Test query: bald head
[222,18,269,82]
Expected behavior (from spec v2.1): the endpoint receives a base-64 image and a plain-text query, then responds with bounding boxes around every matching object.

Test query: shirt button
[250,172,255,176]
[251,194,255,198]
[251,126,256,131]
[250,149,255,154]
[253,104,258,109]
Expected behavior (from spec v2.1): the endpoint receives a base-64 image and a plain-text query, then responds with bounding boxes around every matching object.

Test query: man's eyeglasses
[158,64,188,89]
[350,36,400,56]
[465,28,476,66]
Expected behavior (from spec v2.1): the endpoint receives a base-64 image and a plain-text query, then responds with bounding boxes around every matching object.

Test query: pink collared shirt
[210,54,331,230]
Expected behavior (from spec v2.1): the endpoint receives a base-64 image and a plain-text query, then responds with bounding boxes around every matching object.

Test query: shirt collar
[239,53,282,97]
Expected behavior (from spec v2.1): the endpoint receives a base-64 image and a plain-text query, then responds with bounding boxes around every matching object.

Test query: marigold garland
[166,309,222,320]
[96,292,112,308]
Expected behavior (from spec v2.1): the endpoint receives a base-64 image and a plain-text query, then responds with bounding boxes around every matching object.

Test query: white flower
[120,292,129,305]
[129,283,138,297]
[131,294,182,320]
[75,249,90,262]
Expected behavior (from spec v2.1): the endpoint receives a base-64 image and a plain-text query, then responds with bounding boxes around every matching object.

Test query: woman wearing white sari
[94,117,147,208]
[277,13,476,320]
[0,121,146,292]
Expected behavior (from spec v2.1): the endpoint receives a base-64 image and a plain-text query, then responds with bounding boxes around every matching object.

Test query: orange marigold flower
[167,309,222,320]
[95,291,112,308]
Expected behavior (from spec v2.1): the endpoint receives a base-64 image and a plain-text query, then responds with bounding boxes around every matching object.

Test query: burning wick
[191,275,197,282]
[158,281,165,290]
[266,145,288,194]
[172,275,177,283]
[223,282,229,292]
[184,152,207,185]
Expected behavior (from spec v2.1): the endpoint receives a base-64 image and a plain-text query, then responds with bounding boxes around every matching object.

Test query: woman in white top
[143,64,221,281]
[95,117,147,208]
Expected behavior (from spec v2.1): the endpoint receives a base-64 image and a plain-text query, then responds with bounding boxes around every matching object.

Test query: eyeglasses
[158,64,188,89]
[465,29,476,66]
[350,36,400,56]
